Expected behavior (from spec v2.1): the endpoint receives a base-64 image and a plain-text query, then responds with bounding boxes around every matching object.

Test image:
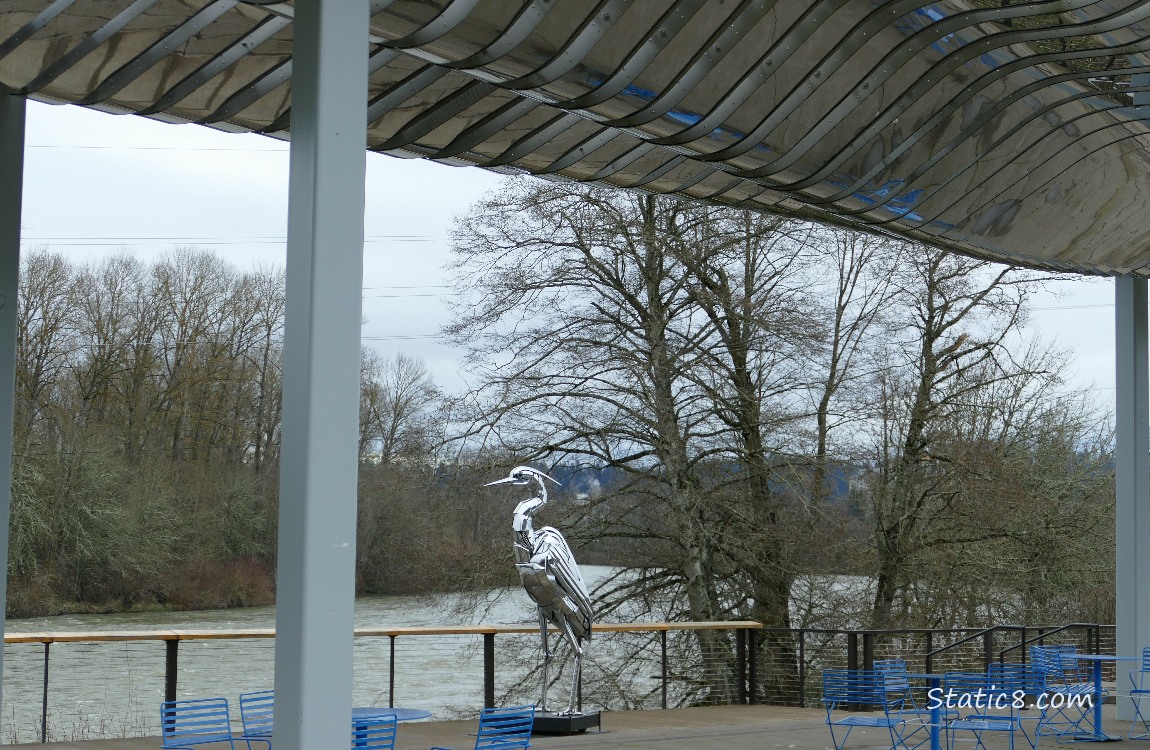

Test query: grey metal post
[1116,275,1150,722]
[0,94,25,724]
[271,3,369,749]
[165,640,178,703]
[483,633,495,709]
[735,628,746,704]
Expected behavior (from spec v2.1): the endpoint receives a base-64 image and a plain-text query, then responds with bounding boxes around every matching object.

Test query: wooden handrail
[2,620,764,643]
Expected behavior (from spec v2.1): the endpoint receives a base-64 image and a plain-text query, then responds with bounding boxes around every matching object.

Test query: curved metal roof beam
[645,0,1086,149]
[374,79,500,152]
[642,161,716,193]
[79,0,241,105]
[777,49,1145,199]
[483,112,584,167]
[534,129,624,174]
[598,0,782,129]
[927,131,1150,270]
[816,34,1150,219]
[383,0,484,50]
[0,0,78,63]
[719,0,1122,171]
[432,98,543,159]
[842,102,1143,230]
[906,108,1150,236]
[440,0,558,70]
[139,13,292,116]
[628,154,689,187]
[555,0,714,109]
[731,3,1147,184]
[588,142,658,181]
[366,61,446,126]
[816,69,1150,217]
[199,57,291,125]
[381,0,622,90]
[500,0,631,90]
[17,0,164,96]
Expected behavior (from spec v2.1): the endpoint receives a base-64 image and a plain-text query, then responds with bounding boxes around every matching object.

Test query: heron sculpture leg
[538,610,552,712]
[558,618,584,715]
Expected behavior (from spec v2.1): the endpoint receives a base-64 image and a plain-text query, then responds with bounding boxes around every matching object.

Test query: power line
[364,294,452,298]
[1030,303,1114,312]
[362,285,450,290]
[23,235,445,240]
[27,144,288,152]
[22,238,445,247]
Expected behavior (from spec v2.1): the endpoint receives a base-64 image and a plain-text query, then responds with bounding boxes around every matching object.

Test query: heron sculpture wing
[534,526,593,639]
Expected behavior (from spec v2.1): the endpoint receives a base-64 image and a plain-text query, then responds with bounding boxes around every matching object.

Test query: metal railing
[0,621,1116,743]
[2,621,763,744]
[755,623,1115,709]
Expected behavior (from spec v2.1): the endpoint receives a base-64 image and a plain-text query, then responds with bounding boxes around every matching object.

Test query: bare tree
[861,249,1108,627]
[16,249,78,449]
[807,228,903,501]
[359,350,440,465]
[446,180,737,700]
[445,179,841,702]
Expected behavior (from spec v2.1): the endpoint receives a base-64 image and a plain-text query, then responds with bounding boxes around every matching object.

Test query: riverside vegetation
[11,249,508,617]
[12,178,1114,706]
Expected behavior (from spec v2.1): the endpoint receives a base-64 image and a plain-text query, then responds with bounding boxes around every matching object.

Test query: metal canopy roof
[5,0,1150,275]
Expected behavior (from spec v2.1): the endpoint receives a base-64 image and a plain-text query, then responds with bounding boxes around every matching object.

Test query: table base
[534,710,601,735]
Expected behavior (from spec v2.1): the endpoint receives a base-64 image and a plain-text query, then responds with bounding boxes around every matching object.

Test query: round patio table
[1069,654,1138,741]
[353,707,432,722]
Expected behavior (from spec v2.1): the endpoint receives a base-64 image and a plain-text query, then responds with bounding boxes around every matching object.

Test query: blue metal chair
[238,691,274,750]
[823,669,908,750]
[430,705,534,750]
[874,660,915,702]
[352,711,397,750]
[1031,645,1096,742]
[873,659,955,749]
[988,662,1045,702]
[1129,646,1150,739]
[161,697,270,750]
[944,667,1042,750]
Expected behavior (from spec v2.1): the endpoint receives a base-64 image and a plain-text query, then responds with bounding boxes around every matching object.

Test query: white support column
[272,3,369,749]
[1116,275,1150,721]
[0,95,25,718]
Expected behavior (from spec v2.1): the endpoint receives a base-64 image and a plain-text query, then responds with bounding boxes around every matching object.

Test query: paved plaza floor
[21,703,1148,749]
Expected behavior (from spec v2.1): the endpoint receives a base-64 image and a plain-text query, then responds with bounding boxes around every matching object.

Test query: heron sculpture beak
[484,476,528,487]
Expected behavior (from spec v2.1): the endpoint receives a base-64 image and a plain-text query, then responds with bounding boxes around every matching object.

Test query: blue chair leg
[1132,693,1150,740]
[828,722,851,750]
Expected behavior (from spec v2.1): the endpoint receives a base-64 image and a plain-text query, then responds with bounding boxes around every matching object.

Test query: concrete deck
[18,704,1148,749]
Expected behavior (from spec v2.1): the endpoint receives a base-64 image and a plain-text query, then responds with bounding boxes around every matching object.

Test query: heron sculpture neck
[512,477,548,550]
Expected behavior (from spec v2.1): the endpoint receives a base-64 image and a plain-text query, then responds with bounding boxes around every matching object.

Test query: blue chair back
[822,669,890,709]
[161,697,236,750]
[989,662,1045,698]
[873,659,910,691]
[239,690,274,740]
[1032,644,1085,685]
[352,712,397,750]
[474,705,534,750]
[943,672,991,696]
[1141,646,1150,673]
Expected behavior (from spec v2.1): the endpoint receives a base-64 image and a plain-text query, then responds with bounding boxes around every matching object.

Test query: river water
[0,567,624,744]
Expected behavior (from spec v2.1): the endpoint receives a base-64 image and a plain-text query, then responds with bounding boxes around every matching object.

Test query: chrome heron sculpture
[485,466,593,715]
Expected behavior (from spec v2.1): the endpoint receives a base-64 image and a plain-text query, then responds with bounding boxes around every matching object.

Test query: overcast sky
[19,100,1118,410]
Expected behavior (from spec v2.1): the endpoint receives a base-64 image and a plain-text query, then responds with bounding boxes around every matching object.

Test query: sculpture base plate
[534,711,601,735]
